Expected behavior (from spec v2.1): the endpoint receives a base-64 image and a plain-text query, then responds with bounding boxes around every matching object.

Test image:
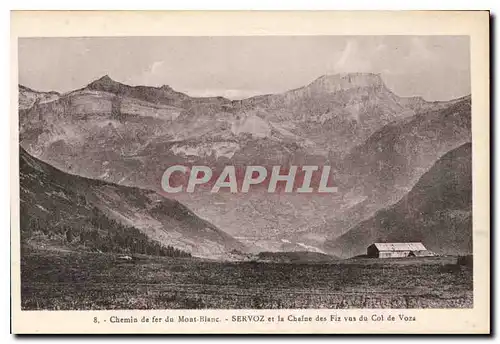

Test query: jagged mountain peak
[83,75,189,102]
[159,84,175,91]
[85,75,188,97]
[308,72,385,93]
[317,72,383,81]
[87,75,176,91]
[87,74,122,87]
[19,84,37,92]
[97,74,113,82]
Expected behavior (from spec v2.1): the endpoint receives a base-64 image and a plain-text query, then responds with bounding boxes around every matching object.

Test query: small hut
[366,242,433,258]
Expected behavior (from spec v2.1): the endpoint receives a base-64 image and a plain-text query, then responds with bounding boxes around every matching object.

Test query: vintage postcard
[10,11,490,334]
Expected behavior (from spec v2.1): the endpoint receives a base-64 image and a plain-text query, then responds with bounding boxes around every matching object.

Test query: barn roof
[370,242,427,251]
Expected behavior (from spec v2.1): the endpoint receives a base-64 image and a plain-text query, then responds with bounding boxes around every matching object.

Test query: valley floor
[20,248,473,310]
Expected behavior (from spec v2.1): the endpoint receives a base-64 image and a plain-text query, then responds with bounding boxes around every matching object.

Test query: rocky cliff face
[304,73,386,93]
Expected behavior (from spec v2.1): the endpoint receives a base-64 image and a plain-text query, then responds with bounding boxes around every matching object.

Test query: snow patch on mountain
[269,121,315,147]
[171,142,241,159]
[231,114,271,138]
[296,242,326,254]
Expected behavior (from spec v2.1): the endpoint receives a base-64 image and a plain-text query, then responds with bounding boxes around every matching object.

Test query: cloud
[409,37,436,61]
[331,40,372,74]
[133,60,168,86]
[150,61,165,74]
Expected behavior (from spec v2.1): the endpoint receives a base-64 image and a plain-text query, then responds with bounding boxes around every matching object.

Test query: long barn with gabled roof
[366,242,434,258]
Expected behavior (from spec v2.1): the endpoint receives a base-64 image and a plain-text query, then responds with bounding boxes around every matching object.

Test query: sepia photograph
[10,11,490,334]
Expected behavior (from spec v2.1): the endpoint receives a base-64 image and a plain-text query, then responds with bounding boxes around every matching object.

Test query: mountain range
[18,72,473,257]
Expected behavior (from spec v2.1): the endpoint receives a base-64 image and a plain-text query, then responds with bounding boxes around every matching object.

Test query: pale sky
[18,36,470,101]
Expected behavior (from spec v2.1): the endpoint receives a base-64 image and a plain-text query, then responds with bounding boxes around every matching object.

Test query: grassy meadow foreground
[21,248,473,310]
